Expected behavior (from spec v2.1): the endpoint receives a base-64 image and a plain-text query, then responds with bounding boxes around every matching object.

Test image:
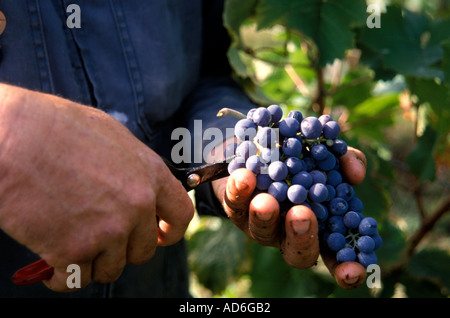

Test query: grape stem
[217,108,247,119]
[345,231,360,249]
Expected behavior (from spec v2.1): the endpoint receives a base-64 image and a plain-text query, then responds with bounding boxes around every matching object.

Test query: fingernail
[291,219,310,235]
[344,275,360,285]
[256,210,272,221]
[234,175,249,192]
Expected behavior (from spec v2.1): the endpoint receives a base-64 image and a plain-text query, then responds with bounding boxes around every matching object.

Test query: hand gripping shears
[11,157,231,285]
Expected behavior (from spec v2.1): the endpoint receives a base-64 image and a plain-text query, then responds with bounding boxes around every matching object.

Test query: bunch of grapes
[223,105,382,268]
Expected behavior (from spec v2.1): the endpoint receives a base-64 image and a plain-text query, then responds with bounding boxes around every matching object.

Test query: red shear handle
[11,259,54,285]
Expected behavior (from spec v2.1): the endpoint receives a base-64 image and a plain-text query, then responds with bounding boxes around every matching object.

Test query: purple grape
[308,183,329,203]
[253,107,272,126]
[323,120,340,139]
[267,104,283,123]
[235,119,257,141]
[285,157,304,175]
[357,252,378,267]
[359,217,378,236]
[311,144,329,160]
[327,232,346,251]
[268,161,288,182]
[292,171,313,188]
[268,181,288,202]
[279,118,300,137]
[282,137,302,157]
[256,127,278,148]
[336,183,355,201]
[300,116,322,139]
[357,236,376,253]
[330,139,347,157]
[260,147,280,163]
[246,155,265,174]
[236,141,257,160]
[337,248,357,263]
[310,202,329,222]
[343,211,361,229]
[288,110,303,122]
[329,197,349,216]
[256,173,272,190]
[228,157,246,174]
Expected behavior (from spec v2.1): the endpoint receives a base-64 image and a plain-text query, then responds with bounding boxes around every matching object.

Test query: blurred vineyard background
[186,0,450,298]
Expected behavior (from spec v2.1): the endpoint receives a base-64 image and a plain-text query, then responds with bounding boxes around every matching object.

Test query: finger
[320,250,367,289]
[281,205,319,269]
[127,213,158,264]
[91,247,127,283]
[156,171,195,246]
[340,147,367,185]
[248,193,281,247]
[222,168,257,231]
[334,262,367,289]
[42,262,92,292]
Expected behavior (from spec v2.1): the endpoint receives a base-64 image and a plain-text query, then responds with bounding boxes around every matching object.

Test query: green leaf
[375,219,406,268]
[350,149,392,222]
[254,0,367,66]
[227,45,250,78]
[407,248,450,294]
[407,77,450,136]
[401,273,447,297]
[330,72,376,108]
[188,219,248,294]
[345,93,400,142]
[249,244,335,297]
[357,6,446,80]
[223,0,259,79]
[406,125,438,181]
[223,0,259,42]
[442,39,450,82]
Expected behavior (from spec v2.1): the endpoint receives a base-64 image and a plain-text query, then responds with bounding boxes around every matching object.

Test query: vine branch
[392,194,450,275]
[312,67,325,115]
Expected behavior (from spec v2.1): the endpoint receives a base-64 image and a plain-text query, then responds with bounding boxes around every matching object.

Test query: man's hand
[0,84,194,292]
[212,146,368,289]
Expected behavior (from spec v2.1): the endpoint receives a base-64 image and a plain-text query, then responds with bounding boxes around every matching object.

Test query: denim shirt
[0,0,253,297]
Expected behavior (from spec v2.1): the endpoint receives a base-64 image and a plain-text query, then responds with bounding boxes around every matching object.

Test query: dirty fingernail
[256,210,273,221]
[234,175,249,192]
[291,219,311,235]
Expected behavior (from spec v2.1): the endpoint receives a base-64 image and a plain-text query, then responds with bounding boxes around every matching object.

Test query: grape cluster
[225,105,382,268]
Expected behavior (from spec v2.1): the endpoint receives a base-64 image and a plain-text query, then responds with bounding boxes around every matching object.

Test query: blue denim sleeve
[181,76,255,217]
[178,0,256,217]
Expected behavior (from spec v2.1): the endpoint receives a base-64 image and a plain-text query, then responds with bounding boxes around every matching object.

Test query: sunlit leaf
[254,0,367,66]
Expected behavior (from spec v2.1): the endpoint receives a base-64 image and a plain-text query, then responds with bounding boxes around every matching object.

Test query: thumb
[218,168,256,229]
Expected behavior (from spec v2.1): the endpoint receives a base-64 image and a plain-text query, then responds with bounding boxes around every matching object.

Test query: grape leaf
[408,248,450,294]
[442,39,450,82]
[254,0,367,67]
[223,0,258,42]
[223,0,259,79]
[357,6,447,80]
[345,93,400,142]
[407,77,450,136]
[249,244,335,297]
[188,219,248,294]
[406,125,438,182]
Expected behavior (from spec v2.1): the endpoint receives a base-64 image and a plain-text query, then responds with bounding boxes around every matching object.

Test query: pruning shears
[11,157,231,286]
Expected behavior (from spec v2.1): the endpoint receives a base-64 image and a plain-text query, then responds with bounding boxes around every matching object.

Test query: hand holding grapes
[212,105,377,289]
